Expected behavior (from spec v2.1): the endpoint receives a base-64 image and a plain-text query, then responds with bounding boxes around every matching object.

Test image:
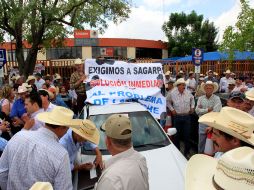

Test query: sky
[101,0,254,42]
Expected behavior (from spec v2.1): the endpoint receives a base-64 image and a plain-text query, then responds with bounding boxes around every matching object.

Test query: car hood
[140,144,187,190]
[77,144,186,190]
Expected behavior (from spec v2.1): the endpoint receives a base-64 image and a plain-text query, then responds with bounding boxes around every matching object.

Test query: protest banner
[84,59,166,119]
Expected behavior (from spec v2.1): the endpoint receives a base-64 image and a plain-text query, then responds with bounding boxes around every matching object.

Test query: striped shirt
[0,127,72,190]
[167,89,195,114]
[70,71,86,94]
[195,94,222,117]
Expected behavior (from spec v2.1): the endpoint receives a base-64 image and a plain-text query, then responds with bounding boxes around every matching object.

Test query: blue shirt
[0,137,7,151]
[9,98,26,118]
[52,95,69,108]
[59,128,97,170]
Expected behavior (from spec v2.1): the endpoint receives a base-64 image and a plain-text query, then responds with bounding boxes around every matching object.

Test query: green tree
[162,11,218,57]
[0,0,131,77]
[220,0,254,54]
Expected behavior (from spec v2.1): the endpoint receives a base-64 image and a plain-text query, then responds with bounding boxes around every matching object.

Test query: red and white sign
[100,48,114,57]
[74,30,90,38]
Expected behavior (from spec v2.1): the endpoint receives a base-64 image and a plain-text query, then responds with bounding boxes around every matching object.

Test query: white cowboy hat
[54,73,61,80]
[29,182,53,190]
[17,85,28,94]
[74,58,83,65]
[198,106,254,146]
[224,69,231,74]
[37,106,77,127]
[200,81,219,93]
[26,75,36,83]
[173,78,186,87]
[165,71,171,76]
[189,71,194,74]
[228,79,236,85]
[178,70,184,74]
[70,119,100,145]
[22,83,32,93]
[185,147,254,190]
[245,89,254,101]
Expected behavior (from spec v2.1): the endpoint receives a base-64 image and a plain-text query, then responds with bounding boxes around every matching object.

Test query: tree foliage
[220,0,254,53]
[162,11,218,57]
[0,0,131,77]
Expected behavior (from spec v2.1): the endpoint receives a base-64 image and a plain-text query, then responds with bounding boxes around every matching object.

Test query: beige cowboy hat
[178,70,184,74]
[228,79,236,85]
[224,69,231,74]
[165,71,171,76]
[173,78,186,87]
[185,147,254,190]
[189,71,194,74]
[74,58,83,65]
[22,83,33,93]
[26,75,36,83]
[29,182,53,190]
[245,89,254,101]
[200,81,219,93]
[198,106,254,146]
[17,85,28,94]
[70,119,100,145]
[54,73,61,80]
[38,89,54,100]
[37,106,77,127]
[199,73,204,77]
[205,70,213,75]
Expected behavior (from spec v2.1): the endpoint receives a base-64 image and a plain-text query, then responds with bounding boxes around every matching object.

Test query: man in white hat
[0,106,77,190]
[26,75,37,93]
[59,119,103,171]
[185,147,254,190]
[10,85,29,128]
[245,89,254,116]
[95,114,149,190]
[164,70,174,84]
[35,73,45,90]
[70,58,87,114]
[199,106,254,158]
[195,81,222,153]
[219,69,232,92]
[167,78,195,157]
[204,70,218,83]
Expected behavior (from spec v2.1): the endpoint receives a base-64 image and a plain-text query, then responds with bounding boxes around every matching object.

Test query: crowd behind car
[0,60,253,190]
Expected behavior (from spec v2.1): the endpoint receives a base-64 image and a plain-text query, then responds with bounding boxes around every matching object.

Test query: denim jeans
[173,115,191,156]
[198,123,208,153]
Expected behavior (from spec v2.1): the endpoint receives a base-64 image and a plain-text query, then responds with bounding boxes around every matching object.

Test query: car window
[81,111,170,155]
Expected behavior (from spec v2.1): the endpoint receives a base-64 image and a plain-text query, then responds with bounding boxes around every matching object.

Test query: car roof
[88,102,147,115]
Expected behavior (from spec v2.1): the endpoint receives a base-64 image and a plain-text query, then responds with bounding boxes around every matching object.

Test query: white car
[73,102,186,190]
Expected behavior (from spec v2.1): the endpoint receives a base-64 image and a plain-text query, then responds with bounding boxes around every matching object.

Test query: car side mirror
[167,128,177,136]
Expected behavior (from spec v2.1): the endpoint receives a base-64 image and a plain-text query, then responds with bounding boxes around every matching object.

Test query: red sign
[100,48,114,57]
[74,30,90,38]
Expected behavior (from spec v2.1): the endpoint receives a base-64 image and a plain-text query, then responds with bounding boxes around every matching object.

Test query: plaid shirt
[70,71,86,94]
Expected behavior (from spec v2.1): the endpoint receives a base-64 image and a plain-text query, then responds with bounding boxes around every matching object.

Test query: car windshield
[81,110,170,155]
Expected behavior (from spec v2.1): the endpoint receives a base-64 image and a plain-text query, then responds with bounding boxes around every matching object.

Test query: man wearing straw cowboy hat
[185,146,254,190]
[0,106,81,190]
[195,81,222,153]
[167,78,195,157]
[60,119,102,171]
[198,106,254,159]
[95,114,149,190]
[70,58,87,114]
[219,69,232,93]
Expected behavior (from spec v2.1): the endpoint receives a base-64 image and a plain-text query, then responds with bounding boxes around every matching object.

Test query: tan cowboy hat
[198,106,254,146]
[26,75,36,83]
[74,58,83,65]
[245,89,254,101]
[185,147,254,190]
[37,106,77,127]
[173,78,186,87]
[29,182,53,190]
[189,71,194,74]
[224,69,231,74]
[200,81,219,93]
[165,71,171,76]
[71,119,100,145]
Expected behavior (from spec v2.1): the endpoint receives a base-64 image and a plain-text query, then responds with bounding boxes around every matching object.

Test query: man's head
[48,86,57,100]
[101,114,132,155]
[165,71,171,80]
[35,73,42,81]
[26,75,36,85]
[44,76,52,85]
[225,69,231,78]
[201,81,218,96]
[228,79,236,92]
[25,93,42,114]
[38,89,53,105]
[74,58,84,72]
[207,70,213,78]
[174,78,186,93]
[189,72,194,79]
[227,92,245,111]
[235,77,244,86]
[17,85,28,101]
[167,80,175,91]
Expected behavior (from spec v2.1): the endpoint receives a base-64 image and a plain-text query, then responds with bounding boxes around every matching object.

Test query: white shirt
[45,102,56,112]
[186,78,196,92]
[35,78,45,90]
[30,108,45,130]
[219,77,232,92]
[248,106,254,116]
[95,147,149,190]
[232,84,247,93]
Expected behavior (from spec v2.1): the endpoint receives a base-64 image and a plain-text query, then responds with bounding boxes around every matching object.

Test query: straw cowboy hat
[189,71,194,74]
[54,73,61,80]
[165,71,171,76]
[224,69,231,74]
[200,81,219,93]
[17,85,28,94]
[71,119,100,145]
[245,89,254,101]
[26,75,36,83]
[29,182,53,190]
[174,78,186,87]
[37,106,77,127]
[185,146,254,190]
[74,58,83,65]
[22,83,33,93]
[198,106,254,146]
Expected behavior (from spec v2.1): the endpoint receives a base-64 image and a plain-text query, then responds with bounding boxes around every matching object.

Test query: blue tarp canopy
[162,51,254,63]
